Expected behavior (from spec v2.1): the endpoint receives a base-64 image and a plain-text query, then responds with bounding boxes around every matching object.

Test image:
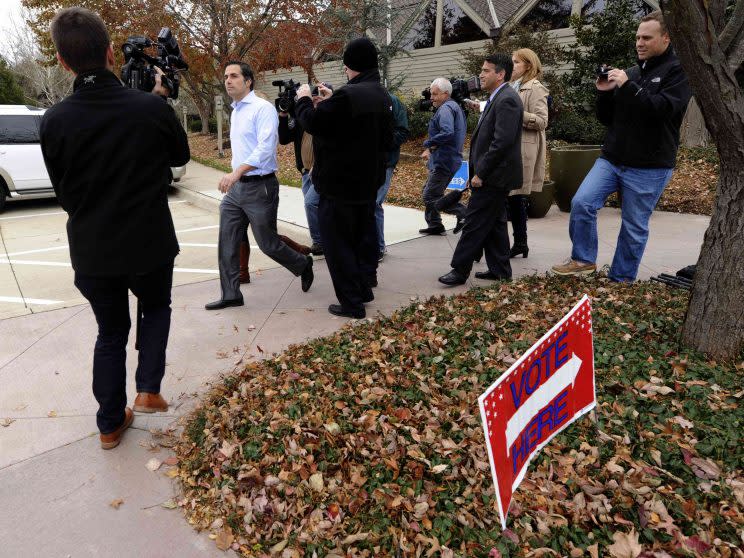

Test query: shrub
[548,108,606,144]
[188,117,219,134]
[403,95,479,140]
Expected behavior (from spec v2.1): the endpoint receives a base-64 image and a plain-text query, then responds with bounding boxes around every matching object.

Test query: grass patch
[174,276,743,556]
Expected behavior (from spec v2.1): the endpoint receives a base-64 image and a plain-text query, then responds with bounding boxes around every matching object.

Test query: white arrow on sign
[505,353,582,455]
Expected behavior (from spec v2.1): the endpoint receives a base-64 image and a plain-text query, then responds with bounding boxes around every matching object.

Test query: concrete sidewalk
[0,166,709,556]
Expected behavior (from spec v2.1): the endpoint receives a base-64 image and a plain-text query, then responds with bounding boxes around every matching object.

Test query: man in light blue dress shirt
[205,61,314,310]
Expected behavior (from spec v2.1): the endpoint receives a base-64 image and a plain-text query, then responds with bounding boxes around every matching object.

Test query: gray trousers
[218,176,307,300]
[422,166,466,226]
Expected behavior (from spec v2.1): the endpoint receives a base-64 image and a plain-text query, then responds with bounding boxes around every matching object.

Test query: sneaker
[551,258,597,276]
[310,243,324,256]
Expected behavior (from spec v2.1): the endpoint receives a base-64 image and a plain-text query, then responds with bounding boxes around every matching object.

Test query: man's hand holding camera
[596,65,628,90]
[151,67,171,97]
[297,83,332,102]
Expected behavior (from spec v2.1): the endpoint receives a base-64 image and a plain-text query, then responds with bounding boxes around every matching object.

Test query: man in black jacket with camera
[39,7,190,449]
[294,37,393,319]
[552,10,691,282]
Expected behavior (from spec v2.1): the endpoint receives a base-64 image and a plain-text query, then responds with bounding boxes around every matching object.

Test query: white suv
[0,105,53,212]
[0,104,187,213]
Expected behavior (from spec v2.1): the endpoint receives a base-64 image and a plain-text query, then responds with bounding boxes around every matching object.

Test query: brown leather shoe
[133,392,169,414]
[100,407,134,450]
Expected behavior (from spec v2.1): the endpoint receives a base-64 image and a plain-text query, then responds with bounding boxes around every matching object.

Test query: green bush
[188,117,218,133]
[548,108,606,144]
[403,95,479,139]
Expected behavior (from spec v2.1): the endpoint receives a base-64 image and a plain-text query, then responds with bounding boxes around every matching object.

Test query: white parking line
[5,245,69,257]
[0,200,186,223]
[0,211,67,221]
[176,225,219,233]
[0,296,63,305]
[0,258,219,274]
[0,258,70,267]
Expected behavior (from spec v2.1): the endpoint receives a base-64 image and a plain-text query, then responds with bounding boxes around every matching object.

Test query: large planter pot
[527,180,555,218]
[550,145,602,212]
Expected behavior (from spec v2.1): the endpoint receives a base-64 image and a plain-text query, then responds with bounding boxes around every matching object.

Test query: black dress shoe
[205,298,244,310]
[328,304,365,319]
[438,269,467,286]
[453,216,465,234]
[301,256,314,292]
[419,225,445,235]
[509,243,529,258]
[474,271,511,281]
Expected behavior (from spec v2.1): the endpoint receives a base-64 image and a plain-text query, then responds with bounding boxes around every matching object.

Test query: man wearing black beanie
[294,37,393,319]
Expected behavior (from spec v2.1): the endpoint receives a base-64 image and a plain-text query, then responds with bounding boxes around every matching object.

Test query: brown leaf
[689,457,721,480]
[109,498,124,509]
[607,529,642,558]
[215,528,234,551]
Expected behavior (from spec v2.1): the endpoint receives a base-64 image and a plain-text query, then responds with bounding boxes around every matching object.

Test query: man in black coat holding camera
[294,38,393,319]
[439,53,523,285]
[39,7,190,449]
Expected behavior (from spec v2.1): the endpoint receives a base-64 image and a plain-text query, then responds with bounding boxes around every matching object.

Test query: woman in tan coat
[508,48,549,258]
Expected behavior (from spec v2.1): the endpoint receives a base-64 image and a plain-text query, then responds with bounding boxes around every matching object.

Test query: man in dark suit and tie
[439,53,523,286]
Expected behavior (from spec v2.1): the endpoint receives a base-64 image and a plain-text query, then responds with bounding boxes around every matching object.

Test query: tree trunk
[662,0,744,360]
[681,161,744,357]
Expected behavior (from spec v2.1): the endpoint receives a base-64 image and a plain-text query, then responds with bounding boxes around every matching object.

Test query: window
[441,0,489,45]
[0,116,42,144]
[521,0,574,31]
[401,0,487,50]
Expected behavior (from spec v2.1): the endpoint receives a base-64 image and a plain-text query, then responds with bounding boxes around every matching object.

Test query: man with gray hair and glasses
[418,77,467,236]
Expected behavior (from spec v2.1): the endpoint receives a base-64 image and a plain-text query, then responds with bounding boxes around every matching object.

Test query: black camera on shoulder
[272,79,318,115]
[121,27,189,99]
[418,76,481,111]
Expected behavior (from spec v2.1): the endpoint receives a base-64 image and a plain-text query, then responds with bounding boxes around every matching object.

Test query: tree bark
[662,0,744,359]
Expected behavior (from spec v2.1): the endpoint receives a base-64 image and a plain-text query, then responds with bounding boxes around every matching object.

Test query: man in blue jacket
[419,77,467,235]
[552,10,691,282]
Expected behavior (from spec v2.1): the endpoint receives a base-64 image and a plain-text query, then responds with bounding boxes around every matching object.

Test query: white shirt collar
[231,90,256,109]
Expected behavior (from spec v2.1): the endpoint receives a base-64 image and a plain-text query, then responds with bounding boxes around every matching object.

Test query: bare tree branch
[719,0,744,52]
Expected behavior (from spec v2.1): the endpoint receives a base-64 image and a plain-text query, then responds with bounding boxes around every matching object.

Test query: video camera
[418,76,481,111]
[272,79,319,114]
[121,27,189,99]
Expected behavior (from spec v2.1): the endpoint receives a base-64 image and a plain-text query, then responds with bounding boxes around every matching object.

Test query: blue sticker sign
[447,160,469,191]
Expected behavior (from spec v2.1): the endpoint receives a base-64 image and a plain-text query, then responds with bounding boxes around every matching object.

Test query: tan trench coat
[511,78,549,196]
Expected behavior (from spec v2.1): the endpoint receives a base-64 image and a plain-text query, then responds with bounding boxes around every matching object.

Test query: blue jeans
[375,167,395,253]
[569,158,673,282]
[301,172,322,246]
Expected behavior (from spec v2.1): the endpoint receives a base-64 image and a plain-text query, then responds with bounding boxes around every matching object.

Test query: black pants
[451,186,511,279]
[507,194,528,244]
[318,196,377,313]
[74,261,174,434]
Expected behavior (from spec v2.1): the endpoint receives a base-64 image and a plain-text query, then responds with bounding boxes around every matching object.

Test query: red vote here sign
[478,295,595,529]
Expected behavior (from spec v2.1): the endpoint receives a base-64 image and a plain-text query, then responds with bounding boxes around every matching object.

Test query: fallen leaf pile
[188,135,717,217]
[174,276,743,556]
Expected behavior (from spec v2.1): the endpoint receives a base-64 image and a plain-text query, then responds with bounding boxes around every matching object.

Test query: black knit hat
[342,37,379,72]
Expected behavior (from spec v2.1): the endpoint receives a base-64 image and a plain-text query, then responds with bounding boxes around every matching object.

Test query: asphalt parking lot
[0,190,310,319]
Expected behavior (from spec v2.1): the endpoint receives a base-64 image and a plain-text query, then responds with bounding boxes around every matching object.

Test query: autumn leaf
[109,498,124,509]
[607,529,642,558]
